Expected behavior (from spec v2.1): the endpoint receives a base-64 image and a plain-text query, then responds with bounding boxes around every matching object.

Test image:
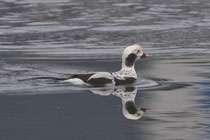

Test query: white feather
[112,68,137,80]
[88,72,114,81]
[122,44,143,68]
[63,78,85,85]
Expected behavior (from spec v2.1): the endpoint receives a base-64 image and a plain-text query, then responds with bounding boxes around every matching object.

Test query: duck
[64,44,149,87]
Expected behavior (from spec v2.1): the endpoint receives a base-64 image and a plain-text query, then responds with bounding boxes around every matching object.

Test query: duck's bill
[140,108,150,112]
[141,53,149,58]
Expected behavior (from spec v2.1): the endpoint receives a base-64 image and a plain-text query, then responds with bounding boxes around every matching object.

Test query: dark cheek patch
[125,53,137,67]
[125,101,138,114]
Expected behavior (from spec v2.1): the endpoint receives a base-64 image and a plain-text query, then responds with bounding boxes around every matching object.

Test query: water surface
[0,0,210,140]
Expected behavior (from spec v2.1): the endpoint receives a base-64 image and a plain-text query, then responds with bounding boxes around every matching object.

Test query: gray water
[0,0,210,140]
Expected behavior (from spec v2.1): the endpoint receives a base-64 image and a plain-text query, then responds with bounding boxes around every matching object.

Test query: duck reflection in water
[90,86,150,120]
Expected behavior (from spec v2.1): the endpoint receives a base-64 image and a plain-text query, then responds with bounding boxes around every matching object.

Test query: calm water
[0,0,210,140]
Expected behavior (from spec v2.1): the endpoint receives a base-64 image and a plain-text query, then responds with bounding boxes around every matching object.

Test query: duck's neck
[112,60,137,79]
[117,63,137,79]
[121,60,136,71]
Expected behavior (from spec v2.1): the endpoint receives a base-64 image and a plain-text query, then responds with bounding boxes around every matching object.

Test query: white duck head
[122,44,149,68]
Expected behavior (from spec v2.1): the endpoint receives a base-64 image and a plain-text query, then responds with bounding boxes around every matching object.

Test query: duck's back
[87,72,114,87]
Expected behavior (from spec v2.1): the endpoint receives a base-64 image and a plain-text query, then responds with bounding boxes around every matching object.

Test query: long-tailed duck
[64,44,149,86]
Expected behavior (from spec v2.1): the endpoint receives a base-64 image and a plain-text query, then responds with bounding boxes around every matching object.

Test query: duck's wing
[71,73,95,83]
[87,72,114,87]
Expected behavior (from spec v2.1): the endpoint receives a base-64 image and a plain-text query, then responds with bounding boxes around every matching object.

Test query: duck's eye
[137,50,141,53]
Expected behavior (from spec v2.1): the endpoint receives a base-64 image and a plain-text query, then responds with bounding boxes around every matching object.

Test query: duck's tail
[18,76,71,82]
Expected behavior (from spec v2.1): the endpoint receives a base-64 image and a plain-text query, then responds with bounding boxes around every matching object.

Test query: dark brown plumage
[125,53,137,67]
[114,77,136,86]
